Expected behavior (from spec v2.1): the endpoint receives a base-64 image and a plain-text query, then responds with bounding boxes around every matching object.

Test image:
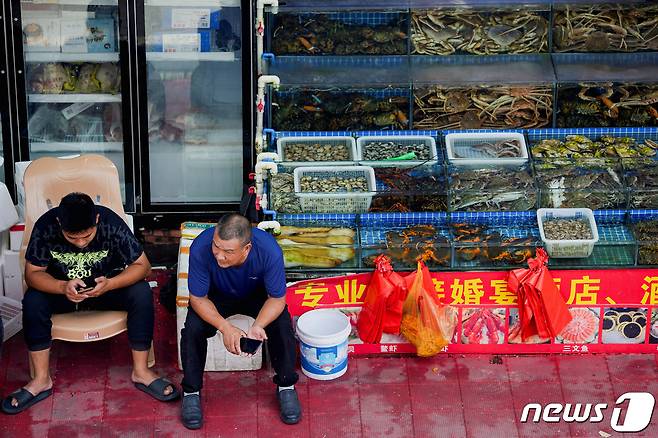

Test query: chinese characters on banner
[287,269,658,355]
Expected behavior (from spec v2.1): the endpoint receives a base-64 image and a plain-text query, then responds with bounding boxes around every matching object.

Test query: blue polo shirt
[188,227,286,300]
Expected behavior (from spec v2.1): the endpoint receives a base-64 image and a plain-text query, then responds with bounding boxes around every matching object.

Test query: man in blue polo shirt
[179,214,300,430]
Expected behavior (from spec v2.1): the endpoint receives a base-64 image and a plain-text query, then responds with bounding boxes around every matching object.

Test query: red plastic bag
[400,261,457,357]
[507,248,572,341]
[357,255,406,343]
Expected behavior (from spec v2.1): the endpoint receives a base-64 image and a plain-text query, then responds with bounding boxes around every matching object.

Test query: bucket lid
[296,309,350,340]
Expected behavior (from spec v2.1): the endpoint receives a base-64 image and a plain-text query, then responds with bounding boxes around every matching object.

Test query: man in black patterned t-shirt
[1,193,180,415]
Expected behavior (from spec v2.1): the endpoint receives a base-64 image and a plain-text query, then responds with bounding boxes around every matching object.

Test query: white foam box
[9,224,25,252]
[1,296,22,342]
[0,257,5,297]
[2,250,22,302]
[176,223,262,371]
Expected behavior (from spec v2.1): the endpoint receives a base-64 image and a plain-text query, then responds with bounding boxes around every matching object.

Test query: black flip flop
[134,377,180,402]
[1,388,53,415]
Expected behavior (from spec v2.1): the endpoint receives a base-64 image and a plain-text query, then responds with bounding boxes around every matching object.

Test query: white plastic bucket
[296,309,351,380]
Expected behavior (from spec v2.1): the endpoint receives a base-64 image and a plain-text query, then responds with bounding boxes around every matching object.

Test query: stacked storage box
[176,222,262,371]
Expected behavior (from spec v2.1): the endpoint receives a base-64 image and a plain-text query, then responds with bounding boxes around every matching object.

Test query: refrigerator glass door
[19,0,128,202]
[144,1,243,204]
[0,120,4,183]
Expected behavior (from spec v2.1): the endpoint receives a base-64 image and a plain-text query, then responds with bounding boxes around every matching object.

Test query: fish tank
[527,128,658,159]
[267,10,408,56]
[410,5,549,56]
[553,53,658,128]
[360,213,451,270]
[266,56,411,131]
[547,210,636,268]
[534,158,628,210]
[411,55,554,130]
[629,210,658,266]
[447,163,537,212]
[369,164,448,213]
[553,2,658,53]
[450,211,540,269]
[623,158,658,209]
[273,214,360,271]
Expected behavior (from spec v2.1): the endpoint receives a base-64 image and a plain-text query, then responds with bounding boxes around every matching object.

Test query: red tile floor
[2,283,658,437]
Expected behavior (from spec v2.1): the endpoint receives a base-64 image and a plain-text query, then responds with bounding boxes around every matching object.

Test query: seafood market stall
[255,0,658,355]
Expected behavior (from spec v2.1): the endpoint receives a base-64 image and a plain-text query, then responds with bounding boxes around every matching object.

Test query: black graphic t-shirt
[25,205,143,281]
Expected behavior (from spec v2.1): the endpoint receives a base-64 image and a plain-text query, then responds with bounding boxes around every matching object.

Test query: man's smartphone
[240,337,263,355]
[75,276,96,293]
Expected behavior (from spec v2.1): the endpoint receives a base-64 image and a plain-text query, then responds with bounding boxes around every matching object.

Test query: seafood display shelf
[265,3,658,56]
[24,53,120,63]
[27,94,121,103]
[274,209,658,273]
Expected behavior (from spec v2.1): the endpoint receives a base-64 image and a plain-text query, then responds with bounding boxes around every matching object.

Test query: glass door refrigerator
[137,0,252,213]
[13,0,135,211]
[1,4,15,191]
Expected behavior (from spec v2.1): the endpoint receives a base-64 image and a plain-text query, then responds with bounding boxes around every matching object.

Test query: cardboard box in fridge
[162,8,221,30]
[22,18,61,52]
[148,30,213,52]
[61,18,117,53]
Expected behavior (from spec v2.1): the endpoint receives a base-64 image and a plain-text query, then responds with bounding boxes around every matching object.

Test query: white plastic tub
[293,166,376,213]
[537,208,599,258]
[445,132,528,165]
[276,136,357,167]
[356,135,438,167]
[296,309,351,380]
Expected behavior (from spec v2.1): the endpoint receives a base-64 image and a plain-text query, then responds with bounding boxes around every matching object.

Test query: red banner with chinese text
[286,269,658,355]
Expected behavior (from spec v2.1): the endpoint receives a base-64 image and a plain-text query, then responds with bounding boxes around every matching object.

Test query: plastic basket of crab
[537,208,599,258]
[276,135,358,167]
[356,135,438,167]
[293,166,376,214]
[444,131,528,165]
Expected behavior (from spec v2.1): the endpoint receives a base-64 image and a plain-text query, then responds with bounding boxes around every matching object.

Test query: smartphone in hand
[240,337,263,355]
[76,276,96,294]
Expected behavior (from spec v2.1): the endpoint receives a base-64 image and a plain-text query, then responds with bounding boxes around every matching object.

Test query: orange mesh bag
[400,261,457,357]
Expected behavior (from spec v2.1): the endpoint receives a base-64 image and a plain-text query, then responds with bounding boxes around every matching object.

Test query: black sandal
[134,377,180,402]
[1,388,53,415]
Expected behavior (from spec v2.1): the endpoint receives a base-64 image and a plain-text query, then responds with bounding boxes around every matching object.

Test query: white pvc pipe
[257,220,281,233]
[257,152,279,162]
[256,0,279,75]
[255,75,280,153]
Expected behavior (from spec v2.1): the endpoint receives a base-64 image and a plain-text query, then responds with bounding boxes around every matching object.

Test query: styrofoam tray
[445,132,528,165]
[276,136,357,167]
[1,296,22,342]
[356,135,438,167]
[537,208,599,258]
[293,166,376,214]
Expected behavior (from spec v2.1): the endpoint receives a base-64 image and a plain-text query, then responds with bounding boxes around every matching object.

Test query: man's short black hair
[216,213,251,246]
[57,192,97,233]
